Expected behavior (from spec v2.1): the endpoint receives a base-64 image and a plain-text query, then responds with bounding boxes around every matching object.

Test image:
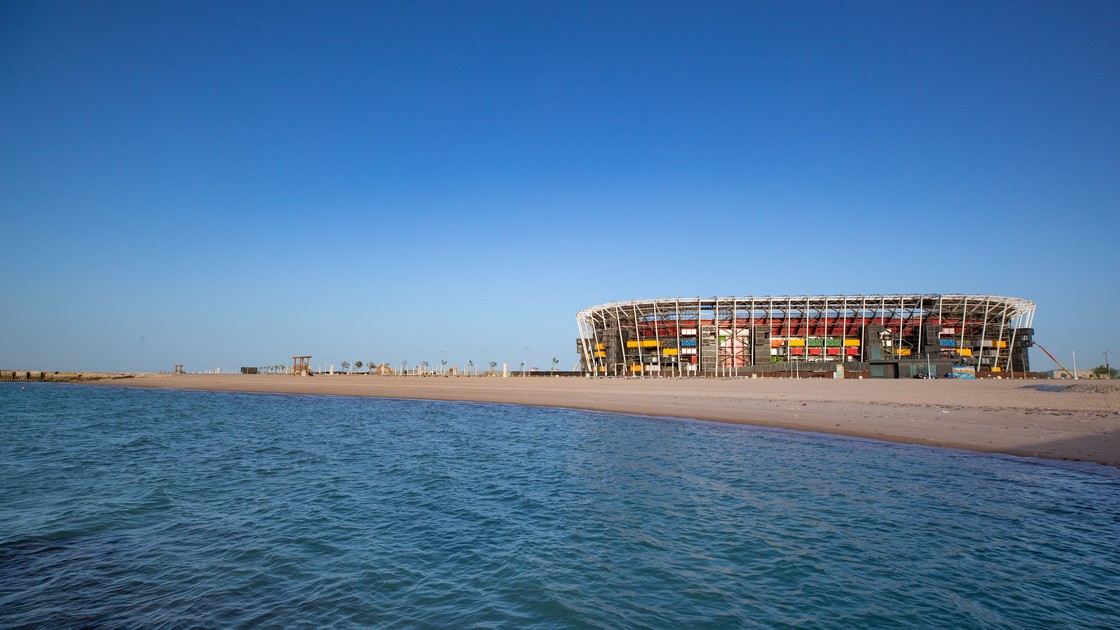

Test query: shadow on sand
[1012,428,1120,469]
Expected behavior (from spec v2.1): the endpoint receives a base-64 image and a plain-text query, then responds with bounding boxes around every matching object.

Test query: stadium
[576,295,1036,378]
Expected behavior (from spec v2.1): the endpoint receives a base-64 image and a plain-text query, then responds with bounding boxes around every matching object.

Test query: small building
[1043,369,1097,379]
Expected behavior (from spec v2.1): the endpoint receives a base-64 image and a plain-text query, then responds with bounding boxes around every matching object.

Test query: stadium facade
[576,295,1035,378]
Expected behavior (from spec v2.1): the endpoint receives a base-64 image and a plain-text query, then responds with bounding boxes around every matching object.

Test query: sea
[2,383,1118,629]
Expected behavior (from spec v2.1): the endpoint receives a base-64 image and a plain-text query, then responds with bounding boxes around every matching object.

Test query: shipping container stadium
[576,295,1035,378]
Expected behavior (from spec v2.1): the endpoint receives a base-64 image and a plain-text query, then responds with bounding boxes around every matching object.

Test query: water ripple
[2,383,1119,628]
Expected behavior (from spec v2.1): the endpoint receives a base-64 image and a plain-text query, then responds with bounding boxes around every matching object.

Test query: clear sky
[2,0,1118,374]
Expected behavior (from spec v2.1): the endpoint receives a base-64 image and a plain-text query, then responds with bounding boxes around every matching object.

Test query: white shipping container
[680,347,698,355]
[681,328,698,336]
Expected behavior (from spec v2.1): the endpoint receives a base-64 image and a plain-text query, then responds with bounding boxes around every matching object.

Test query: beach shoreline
[80,373,1120,468]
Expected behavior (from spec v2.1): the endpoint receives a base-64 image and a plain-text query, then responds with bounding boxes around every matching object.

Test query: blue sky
[2,0,1117,374]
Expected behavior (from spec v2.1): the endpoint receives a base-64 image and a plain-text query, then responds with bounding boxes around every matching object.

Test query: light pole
[1105,349,1112,379]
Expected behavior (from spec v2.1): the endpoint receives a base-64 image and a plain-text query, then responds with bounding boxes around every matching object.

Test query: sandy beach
[79,373,1120,468]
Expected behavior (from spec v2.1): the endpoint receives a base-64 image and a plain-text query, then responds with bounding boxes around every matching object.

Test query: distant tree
[1091,365,1118,378]
[551,356,559,375]
[402,360,409,374]
[440,359,447,375]
[421,361,429,375]
[489,360,497,375]
[341,361,350,373]
[467,360,475,376]
[355,360,363,372]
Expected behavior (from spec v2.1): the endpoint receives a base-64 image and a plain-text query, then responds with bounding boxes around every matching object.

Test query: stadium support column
[615,304,625,377]
[995,300,1009,372]
[577,315,592,376]
[675,299,682,378]
[917,296,924,361]
[731,298,738,375]
[632,303,643,378]
[979,297,991,372]
[959,296,968,352]
[938,295,943,339]
[860,296,867,363]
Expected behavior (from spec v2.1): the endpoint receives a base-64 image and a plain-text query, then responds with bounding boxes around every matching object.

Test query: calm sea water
[1,384,1118,628]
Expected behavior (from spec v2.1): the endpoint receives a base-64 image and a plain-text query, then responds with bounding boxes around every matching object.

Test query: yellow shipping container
[662,348,679,356]
[630,364,642,372]
[788,339,806,347]
[959,348,973,356]
[843,339,861,347]
[991,366,1002,372]
[594,343,604,350]
[626,340,662,349]
[895,348,911,356]
[592,351,606,358]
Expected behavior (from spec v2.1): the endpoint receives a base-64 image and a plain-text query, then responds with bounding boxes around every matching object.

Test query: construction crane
[1033,342,1073,378]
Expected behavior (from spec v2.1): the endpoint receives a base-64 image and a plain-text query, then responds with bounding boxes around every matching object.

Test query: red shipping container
[845,347,859,355]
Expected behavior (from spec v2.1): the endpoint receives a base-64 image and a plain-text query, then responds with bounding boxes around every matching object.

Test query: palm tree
[467,360,475,376]
[551,356,559,375]
[341,361,350,373]
[354,360,363,373]
[489,360,497,376]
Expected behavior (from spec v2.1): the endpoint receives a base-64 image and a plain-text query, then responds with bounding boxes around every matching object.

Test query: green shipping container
[825,339,842,347]
[806,339,824,347]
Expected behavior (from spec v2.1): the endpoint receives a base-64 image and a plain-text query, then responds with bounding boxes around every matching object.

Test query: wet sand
[91,374,1120,467]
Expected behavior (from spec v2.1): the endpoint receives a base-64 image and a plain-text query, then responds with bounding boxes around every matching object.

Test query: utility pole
[1105,349,1112,379]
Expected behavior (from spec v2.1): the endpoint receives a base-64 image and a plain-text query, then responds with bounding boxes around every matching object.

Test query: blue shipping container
[680,338,698,347]
[940,339,957,347]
